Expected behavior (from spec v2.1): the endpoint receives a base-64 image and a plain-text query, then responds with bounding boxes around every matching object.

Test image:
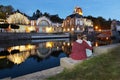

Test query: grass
[46,46,120,80]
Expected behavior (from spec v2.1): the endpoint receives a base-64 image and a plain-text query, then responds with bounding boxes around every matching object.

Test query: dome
[74,6,83,15]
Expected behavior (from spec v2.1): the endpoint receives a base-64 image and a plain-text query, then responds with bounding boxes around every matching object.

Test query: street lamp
[95,26,98,31]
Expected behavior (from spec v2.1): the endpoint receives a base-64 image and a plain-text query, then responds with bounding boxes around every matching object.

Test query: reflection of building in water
[7,44,36,52]
[6,44,36,64]
[36,48,52,58]
[0,40,72,64]
[62,42,72,54]
[62,6,93,33]
[7,52,30,64]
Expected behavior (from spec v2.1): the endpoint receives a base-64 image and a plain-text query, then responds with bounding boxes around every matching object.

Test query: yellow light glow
[95,42,98,47]
[57,47,59,50]
[46,27,53,33]
[7,52,30,64]
[26,26,36,33]
[62,46,64,50]
[95,26,98,30]
[67,42,70,46]
[71,28,74,31]
[63,28,66,32]
[67,28,70,31]
[106,37,109,40]
[46,42,53,48]
[63,42,66,45]
[98,29,101,32]
[7,44,36,53]
[19,45,26,51]
[26,44,36,50]
[0,56,6,59]
[77,27,80,30]
[7,46,20,52]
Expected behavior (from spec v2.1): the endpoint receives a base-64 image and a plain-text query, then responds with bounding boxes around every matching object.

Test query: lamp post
[95,26,98,31]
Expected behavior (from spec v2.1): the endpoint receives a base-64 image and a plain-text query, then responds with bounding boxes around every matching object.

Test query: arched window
[38,20,49,27]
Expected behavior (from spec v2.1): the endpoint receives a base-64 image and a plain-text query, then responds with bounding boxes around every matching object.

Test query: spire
[73,6,83,15]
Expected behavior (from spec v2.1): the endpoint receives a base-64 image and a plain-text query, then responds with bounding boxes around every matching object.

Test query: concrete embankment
[61,43,120,69]
[0,32,70,40]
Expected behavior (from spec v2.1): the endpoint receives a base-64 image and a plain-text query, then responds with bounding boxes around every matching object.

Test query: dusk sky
[0,0,120,20]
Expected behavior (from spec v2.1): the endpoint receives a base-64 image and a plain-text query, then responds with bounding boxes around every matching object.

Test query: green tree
[0,5,14,19]
[84,15,112,30]
[50,14,63,23]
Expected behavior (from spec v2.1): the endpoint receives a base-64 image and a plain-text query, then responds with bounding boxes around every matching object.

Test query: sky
[0,0,120,20]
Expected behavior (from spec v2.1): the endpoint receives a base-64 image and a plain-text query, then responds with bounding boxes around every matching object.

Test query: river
[0,38,113,79]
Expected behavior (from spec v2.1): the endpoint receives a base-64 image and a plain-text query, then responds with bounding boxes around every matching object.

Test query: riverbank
[46,44,120,80]
[6,43,119,80]
[0,32,70,40]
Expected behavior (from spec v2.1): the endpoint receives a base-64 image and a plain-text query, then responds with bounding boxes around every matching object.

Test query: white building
[62,6,93,33]
[36,16,62,33]
[6,12,62,33]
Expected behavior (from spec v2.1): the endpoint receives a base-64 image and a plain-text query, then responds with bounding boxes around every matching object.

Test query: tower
[73,6,83,15]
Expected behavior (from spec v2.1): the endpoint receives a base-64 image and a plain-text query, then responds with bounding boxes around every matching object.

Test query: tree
[43,12,50,18]
[50,14,63,23]
[0,5,14,19]
[85,15,112,30]
[36,9,42,18]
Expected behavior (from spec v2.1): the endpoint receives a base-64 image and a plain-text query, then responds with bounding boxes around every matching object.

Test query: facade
[111,20,120,31]
[0,19,6,24]
[111,20,120,37]
[36,16,62,33]
[62,6,93,34]
[5,12,62,33]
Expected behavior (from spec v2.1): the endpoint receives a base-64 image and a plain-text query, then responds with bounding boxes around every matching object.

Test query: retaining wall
[60,43,120,69]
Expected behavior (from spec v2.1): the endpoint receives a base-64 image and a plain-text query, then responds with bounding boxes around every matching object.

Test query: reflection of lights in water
[57,46,59,50]
[26,44,36,50]
[7,44,36,52]
[46,42,53,48]
[36,48,52,58]
[62,46,64,50]
[0,56,6,59]
[7,46,19,52]
[19,45,26,51]
[7,52,30,64]
[67,42,70,46]
[95,42,98,47]
[106,37,109,40]
[63,42,66,45]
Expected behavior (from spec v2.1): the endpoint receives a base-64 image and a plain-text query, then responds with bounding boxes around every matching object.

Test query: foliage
[47,46,120,80]
[84,15,112,30]
[31,10,63,23]
[0,5,14,19]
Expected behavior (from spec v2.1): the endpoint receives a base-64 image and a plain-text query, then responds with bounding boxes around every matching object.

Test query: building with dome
[62,6,93,34]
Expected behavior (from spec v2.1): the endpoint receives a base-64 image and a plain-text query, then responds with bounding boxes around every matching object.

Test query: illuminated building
[62,6,93,33]
[7,12,30,25]
[36,16,62,33]
[6,11,35,33]
[6,11,62,33]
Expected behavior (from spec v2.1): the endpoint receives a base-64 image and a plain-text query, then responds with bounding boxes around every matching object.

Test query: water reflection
[0,38,71,65]
[0,38,113,64]
[0,38,114,78]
